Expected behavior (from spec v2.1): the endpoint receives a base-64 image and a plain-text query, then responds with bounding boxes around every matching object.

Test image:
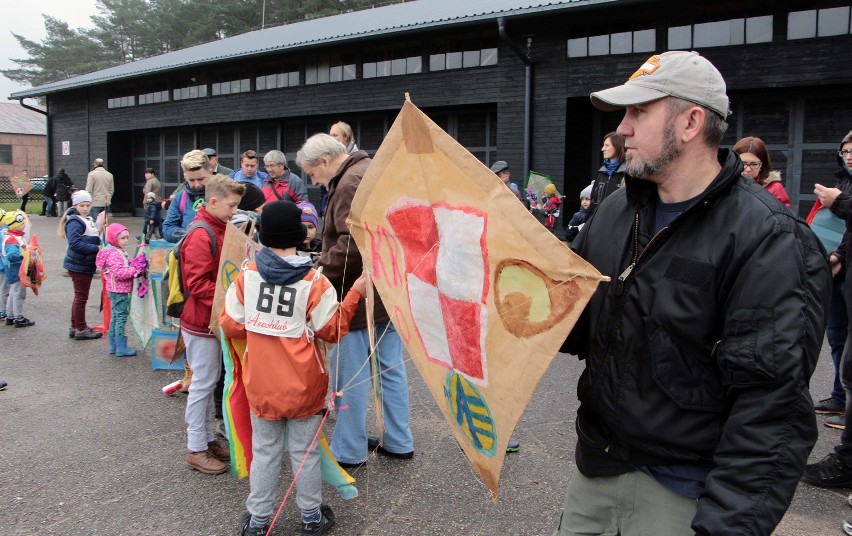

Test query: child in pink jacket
[95,223,147,356]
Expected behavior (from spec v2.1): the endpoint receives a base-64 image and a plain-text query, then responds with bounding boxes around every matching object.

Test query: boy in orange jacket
[220,200,366,536]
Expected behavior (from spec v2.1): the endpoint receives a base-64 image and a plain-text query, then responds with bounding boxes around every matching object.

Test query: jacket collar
[195,206,227,231]
[328,151,370,196]
[624,149,743,212]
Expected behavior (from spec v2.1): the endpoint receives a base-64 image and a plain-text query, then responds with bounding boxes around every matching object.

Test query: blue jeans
[90,205,107,222]
[828,280,848,403]
[329,323,413,464]
[108,292,130,338]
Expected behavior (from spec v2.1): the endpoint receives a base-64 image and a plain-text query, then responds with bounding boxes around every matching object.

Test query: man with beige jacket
[85,158,114,221]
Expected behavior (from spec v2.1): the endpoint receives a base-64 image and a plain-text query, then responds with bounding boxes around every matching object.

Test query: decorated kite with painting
[347,98,608,497]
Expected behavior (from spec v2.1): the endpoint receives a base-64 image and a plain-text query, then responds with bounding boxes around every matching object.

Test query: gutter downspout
[497,17,532,181]
[19,98,50,179]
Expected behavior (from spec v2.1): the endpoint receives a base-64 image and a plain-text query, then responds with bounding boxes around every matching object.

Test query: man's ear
[681,106,706,144]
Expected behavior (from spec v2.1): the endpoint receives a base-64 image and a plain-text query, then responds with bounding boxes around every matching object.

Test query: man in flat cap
[202,148,233,176]
[554,51,830,536]
[491,160,524,202]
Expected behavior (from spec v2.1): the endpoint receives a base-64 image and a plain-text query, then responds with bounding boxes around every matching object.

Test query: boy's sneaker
[0,379,7,391]
[815,397,846,415]
[68,327,76,338]
[506,438,520,453]
[238,512,269,536]
[844,518,852,536]
[5,317,14,325]
[14,317,34,328]
[824,415,847,430]
[302,504,335,536]
[801,453,852,488]
[74,328,103,340]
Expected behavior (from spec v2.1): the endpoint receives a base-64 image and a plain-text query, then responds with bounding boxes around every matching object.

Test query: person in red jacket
[220,200,367,536]
[733,136,791,208]
[180,164,245,475]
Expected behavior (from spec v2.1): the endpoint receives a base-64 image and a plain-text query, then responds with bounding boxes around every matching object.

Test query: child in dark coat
[143,192,163,241]
[565,184,592,242]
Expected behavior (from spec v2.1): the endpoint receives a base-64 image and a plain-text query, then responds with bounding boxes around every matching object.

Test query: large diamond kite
[347,98,607,497]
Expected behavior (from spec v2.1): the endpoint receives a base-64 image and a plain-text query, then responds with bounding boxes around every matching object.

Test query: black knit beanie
[260,200,307,249]
[239,183,266,212]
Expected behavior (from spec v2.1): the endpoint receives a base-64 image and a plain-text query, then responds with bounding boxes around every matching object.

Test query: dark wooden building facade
[11,0,852,218]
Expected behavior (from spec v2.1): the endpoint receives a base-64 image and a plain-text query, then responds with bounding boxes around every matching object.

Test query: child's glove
[130,253,148,274]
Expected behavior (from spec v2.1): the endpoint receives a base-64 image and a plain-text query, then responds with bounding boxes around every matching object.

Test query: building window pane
[633,29,656,52]
[363,62,377,78]
[391,58,407,76]
[819,6,850,37]
[695,20,743,48]
[305,65,317,85]
[610,32,632,54]
[288,72,299,86]
[588,34,609,56]
[463,50,480,68]
[788,10,817,40]
[343,64,356,80]
[330,65,343,82]
[480,47,498,66]
[730,18,744,45]
[668,25,692,48]
[407,56,422,73]
[446,51,463,69]
[0,144,11,164]
[321,58,333,83]
[567,37,587,57]
[430,53,445,71]
[746,15,773,44]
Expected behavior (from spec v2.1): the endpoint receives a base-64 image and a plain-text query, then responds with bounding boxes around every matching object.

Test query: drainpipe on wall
[497,17,532,180]
[18,98,49,178]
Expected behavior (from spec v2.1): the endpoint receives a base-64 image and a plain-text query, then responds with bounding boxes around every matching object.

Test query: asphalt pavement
[1,215,851,535]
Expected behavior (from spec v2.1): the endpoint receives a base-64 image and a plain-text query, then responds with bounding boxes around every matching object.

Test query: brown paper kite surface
[347,99,608,497]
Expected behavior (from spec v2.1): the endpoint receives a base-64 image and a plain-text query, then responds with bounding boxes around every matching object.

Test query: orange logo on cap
[629,55,661,80]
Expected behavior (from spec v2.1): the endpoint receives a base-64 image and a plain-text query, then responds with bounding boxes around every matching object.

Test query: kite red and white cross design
[387,200,490,386]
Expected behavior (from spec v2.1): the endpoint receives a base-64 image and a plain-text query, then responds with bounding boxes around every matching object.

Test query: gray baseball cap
[590,51,729,118]
[202,148,217,157]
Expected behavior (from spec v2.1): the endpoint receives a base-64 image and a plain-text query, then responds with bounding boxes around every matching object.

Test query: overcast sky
[1,1,100,101]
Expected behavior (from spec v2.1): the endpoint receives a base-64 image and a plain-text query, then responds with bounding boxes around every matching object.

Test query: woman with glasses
[807,131,852,536]
[733,136,791,208]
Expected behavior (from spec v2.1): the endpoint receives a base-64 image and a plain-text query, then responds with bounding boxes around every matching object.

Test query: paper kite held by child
[346,98,609,498]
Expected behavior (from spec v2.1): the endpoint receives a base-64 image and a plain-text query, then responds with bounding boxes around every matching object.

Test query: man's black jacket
[565,149,830,536]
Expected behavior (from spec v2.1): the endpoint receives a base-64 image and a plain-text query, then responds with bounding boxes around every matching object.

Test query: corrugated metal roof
[0,102,46,135]
[10,0,608,99]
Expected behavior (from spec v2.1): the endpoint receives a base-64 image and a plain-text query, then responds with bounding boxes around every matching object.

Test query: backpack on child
[164,221,216,318]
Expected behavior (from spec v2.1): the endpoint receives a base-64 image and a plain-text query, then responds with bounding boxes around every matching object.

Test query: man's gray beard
[625,124,679,180]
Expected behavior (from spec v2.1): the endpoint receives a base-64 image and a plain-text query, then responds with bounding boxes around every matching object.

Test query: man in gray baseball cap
[553,51,830,536]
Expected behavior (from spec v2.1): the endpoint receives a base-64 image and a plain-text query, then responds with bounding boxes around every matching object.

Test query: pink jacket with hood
[95,223,142,293]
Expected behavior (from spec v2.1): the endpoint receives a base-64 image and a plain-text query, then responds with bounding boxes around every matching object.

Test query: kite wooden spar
[347,98,609,497]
